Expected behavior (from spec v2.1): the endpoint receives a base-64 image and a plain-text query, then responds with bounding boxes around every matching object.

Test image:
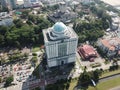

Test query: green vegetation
[0,50,28,64]
[32,46,40,52]
[90,4,111,22]
[46,79,71,90]
[33,87,41,90]
[90,62,101,68]
[46,4,59,11]
[104,60,110,65]
[45,69,102,90]
[0,11,52,48]
[0,6,9,12]
[94,0,120,14]
[31,56,38,63]
[0,77,2,83]
[109,60,119,71]
[100,69,120,78]
[32,53,37,56]
[68,79,78,90]
[8,51,27,63]
[4,76,14,87]
[78,69,102,89]
[32,65,39,78]
[73,20,106,43]
[56,70,120,90]
[88,77,120,90]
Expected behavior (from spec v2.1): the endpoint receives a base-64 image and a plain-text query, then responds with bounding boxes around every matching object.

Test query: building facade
[97,38,120,57]
[78,44,97,61]
[43,22,78,67]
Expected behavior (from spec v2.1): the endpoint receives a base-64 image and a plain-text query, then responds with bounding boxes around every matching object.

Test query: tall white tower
[43,22,78,67]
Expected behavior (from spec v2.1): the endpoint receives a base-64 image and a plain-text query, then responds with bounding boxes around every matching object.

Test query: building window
[58,43,67,57]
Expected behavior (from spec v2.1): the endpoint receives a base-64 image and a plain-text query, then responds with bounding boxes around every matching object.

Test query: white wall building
[43,22,78,67]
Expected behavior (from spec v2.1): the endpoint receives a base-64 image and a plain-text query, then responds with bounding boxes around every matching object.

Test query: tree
[0,77,2,83]
[13,19,24,28]
[0,35,4,46]
[90,6,97,14]
[92,69,102,83]
[1,7,9,12]
[0,13,52,47]
[0,26,8,35]
[4,76,14,87]
[73,20,105,43]
[97,8,105,18]
[28,15,36,23]
[31,56,38,63]
[79,70,91,87]
[34,87,41,90]
[21,10,30,19]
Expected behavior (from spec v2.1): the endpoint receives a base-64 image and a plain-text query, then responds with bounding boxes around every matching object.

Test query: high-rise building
[43,22,78,67]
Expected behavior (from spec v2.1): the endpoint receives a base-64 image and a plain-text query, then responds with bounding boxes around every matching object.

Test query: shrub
[91,63,101,68]
[4,76,13,87]
[32,53,37,56]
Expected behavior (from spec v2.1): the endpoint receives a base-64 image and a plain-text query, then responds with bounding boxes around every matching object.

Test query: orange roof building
[97,37,120,57]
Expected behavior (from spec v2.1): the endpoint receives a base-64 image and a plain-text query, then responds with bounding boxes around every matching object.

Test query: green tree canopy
[5,76,14,87]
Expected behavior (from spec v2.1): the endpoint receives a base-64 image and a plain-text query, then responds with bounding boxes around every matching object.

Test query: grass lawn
[68,79,79,90]
[67,69,120,90]
[100,69,120,78]
[88,77,120,90]
[32,45,40,52]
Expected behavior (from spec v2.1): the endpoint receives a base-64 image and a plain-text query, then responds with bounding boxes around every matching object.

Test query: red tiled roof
[82,45,96,55]
[100,37,120,51]
[78,44,97,59]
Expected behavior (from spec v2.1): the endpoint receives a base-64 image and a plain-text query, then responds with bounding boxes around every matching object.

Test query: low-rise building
[0,12,13,26]
[48,10,78,24]
[107,11,119,30]
[48,2,78,24]
[78,44,97,61]
[40,0,64,6]
[24,0,43,8]
[97,38,120,57]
